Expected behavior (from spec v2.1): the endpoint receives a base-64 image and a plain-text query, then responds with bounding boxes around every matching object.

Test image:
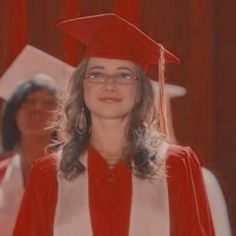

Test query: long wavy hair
[54,58,163,180]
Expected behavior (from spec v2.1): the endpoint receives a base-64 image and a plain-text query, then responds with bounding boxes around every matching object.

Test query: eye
[86,71,104,80]
[42,100,57,108]
[117,72,133,80]
[23,98,35,106]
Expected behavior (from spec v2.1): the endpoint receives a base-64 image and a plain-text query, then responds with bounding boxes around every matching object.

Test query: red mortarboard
[58,13,180,70]
[58,13,181,136]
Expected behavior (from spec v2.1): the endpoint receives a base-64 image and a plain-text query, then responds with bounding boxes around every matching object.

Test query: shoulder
[166,144,201,167]
[165,144,204,181]
[27,153,58,184]
[201,168,227,205]
[31,153,57,172]
[0,151,14,161]
[0,154,14,182]
[0,156,12,170]
[24,153,58,195]
[202,168,219,187]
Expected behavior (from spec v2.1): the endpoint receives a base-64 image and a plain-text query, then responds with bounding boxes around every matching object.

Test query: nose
[102,77,118,91]
[30,102,45,112]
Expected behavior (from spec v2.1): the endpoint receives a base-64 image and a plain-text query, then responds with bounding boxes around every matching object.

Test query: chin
[92,110,132,120]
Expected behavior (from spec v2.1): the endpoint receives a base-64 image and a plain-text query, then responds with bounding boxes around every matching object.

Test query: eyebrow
[87,66,104,71]
[117,67,134,73]
[87,66,134,72]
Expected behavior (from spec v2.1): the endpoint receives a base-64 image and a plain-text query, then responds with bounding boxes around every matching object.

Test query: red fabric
[112,0,140,25]
[88,146,132,236]
[13,146,215,236]
[58,14,180,70]
[1,0,28,69]
[62,1,82,66]
[13,155,58,236]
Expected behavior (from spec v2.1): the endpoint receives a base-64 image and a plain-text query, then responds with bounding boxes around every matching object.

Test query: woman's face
[83,57,139,120]
[16,90,57,137]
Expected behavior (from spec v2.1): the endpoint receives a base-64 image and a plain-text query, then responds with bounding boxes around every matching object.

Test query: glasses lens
[85,72,137,84]
[115,72,137,84]
[85,72,105,83]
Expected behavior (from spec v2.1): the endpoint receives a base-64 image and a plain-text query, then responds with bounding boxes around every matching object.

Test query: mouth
[98,97,122,103]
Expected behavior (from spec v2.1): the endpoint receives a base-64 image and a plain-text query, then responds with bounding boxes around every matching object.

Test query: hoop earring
[75,107,88,135]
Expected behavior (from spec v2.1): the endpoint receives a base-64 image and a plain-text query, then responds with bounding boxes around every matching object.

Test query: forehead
[87,57,137,71]
[26,90,55,100]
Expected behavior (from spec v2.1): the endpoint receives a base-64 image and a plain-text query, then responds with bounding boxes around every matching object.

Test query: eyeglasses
[84,71,138,85]
[22,98,57,109]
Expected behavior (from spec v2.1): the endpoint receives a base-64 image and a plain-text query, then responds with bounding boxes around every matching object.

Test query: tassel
[158,45,169,140]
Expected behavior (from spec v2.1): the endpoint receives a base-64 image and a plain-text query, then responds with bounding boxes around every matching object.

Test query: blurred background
[0,0,235,233]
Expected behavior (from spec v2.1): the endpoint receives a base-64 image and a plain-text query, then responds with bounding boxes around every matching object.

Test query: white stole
[129,142,170,236]
[54,153,93,236]
[54,142,170,236]
[0,153,24,236]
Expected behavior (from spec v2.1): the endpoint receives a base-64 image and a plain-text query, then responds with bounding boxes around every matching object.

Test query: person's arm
[202,168,232,236]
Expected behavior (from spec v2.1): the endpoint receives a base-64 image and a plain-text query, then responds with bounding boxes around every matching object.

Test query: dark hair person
[13,14,231,236]
[0,78,58,236]
[2,78,57,152]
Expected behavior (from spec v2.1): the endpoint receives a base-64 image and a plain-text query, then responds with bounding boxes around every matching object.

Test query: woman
[0,78,58,236]
[13,14,218,236]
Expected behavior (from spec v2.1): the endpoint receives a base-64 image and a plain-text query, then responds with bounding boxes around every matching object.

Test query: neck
[18,133,51,185]
[90,116,130,162]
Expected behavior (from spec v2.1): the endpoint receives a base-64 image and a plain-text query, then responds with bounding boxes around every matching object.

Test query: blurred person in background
[0,77,58,236]
[0,44,73,236]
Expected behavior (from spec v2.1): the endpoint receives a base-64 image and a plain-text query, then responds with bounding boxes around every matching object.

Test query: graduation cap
[58,13,180,70]
[151,82,186,98]
[0,45,74,100]
[58,13,181,136]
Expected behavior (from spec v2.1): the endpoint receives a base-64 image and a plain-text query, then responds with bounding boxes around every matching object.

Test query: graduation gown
[13,145,215,236]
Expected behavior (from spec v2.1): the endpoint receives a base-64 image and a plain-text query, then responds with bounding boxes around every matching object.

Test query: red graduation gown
[13,146,215,236]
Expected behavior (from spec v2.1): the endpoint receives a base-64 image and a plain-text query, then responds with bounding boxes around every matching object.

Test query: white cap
[151,81,186,98]
[0,45,75,100]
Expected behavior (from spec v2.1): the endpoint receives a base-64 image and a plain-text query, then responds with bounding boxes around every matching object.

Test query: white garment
[0,154,24,236]
[202,168,232,236]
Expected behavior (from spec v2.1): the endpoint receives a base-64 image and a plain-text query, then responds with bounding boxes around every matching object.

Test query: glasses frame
[84,71,139,85]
